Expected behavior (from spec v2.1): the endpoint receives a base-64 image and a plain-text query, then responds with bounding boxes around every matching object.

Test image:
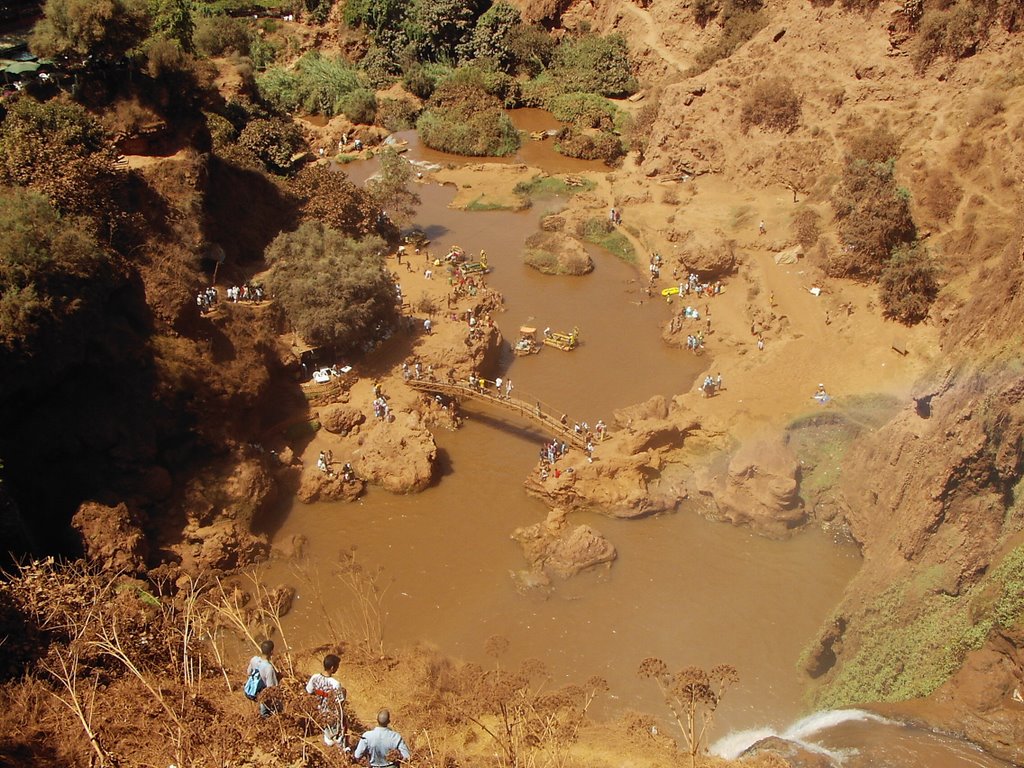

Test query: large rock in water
[352,412,436,492]
[695,436,805,537]
[319,403,365,435]
[72,501,148,573]
[523,231,594,275]
[511,508,616,578]
[296,467,365,503]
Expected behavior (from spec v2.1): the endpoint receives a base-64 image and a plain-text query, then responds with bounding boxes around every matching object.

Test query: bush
[547,92,617,129]
[689,8,766,75]
[578,217,636,262]
[469,1,523,72]
[249,36,278,69]
[265,223,398,351]
[194,15,250,56]
[740,76,802,133]
[879,243,938,324]
[375,98,420,130]
[548,33,638,98]
[416,68,520,156]
[791,207,822,249]
[912,3,981,72]
[237,118,305,173]
[507,23,555,76]
[554,128,624,163]
[341,88,378,124]
[258,52,364,116]
[291,165,380,236]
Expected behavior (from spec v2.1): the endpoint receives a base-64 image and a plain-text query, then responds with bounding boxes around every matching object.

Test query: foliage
[638,659,739,768]
[829,126,915,278]
[879,243,939,324]
[405,0,484,64]
[30,0,152,62]
[402,62,437,98]
[912,3,981,72]
[366,148,421,227]
[578,217,636,263]
[265,222,398,351]
[417,68,520,156]
[237,118,305,174]
[554,128,624,164]
[340,88,378,124]
[249,35,279,69]
[689,4,766,75]
[375,97,420,131]
[258,52,363,116]
[740,76,802,133]
[149,0,195,52]
[547,92,617,129]
[0,189,113,352]
[290,165,380,237]
[514,175,596,198]
[548,33,638,98]
[468,1,522,72]
[813,545,1024,709]
[0,98,120,222]
[506,22,555,77]
[194,14,251,57]
[791,207,822,249]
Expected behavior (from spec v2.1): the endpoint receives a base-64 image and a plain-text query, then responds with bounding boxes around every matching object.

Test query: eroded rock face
[512,508,616,578]
[72,501,148,573]
[523,231,595,276]
[664,229,737,278]
[319,403,365,435]
[695,437,805,537]
[296,468,365,503]
[353,412,436,493]
[740,736,834,768]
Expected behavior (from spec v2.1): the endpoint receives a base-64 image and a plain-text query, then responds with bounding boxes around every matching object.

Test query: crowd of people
[246,641,411,763]
[226,282,265,303]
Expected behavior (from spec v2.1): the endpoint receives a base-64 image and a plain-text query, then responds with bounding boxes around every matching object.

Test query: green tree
[469,1,522,71]
[291,165,380,237]
[416,67,520,156]
[265,223,398,351]
[237,118,305,174]
[30,0,152,62]
[0,98,119,220]
[548,33,638,98]
[879,243,939,324]
[367,148,420,227]
[149,0,194,52]
[0,188,113,352]
[406,0,484,63]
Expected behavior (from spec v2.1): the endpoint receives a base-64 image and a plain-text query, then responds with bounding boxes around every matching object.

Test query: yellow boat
[543,326,580,351]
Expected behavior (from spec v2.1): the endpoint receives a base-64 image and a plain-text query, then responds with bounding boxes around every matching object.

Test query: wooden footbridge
[405,378,593,449]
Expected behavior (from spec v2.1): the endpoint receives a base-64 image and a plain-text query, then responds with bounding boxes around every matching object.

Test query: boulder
[296,467,365,503]
[740,736,834,768]
[72,501,148,573]
[695,437,805,537]
[664,229,738,278]
[523,231,594,276]
[353,412,437,493]
[512,508,617,578]
[319,403,366,435]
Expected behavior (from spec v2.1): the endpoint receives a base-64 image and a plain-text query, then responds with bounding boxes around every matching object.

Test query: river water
[263,112,1013,767]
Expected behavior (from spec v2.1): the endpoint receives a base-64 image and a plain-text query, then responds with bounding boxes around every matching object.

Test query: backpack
[244,668,265,701]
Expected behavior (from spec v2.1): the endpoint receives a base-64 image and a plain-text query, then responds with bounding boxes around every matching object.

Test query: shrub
[912,3,981,72]
[258,53,363,116]
[266,223,398,351]
[879,243,938,324]
[689,8,766,75]
[740,76,802,133]
[578,217,636,262]
[237,118,305,173]
[249,36,279,69]
[291,165,380,236]
[846,123,900,165]
[547,92,616,129]
[375,98,420,130]
[402,62,436,99]
[469,1,523,72]
[694,0,718,26]
[548,33,638,98]
[416,68,520,156]
[791,207,822,249]
[194,15,251,57]
[554,128,624,163]
[507,23,555,76]
[341,88,378,124]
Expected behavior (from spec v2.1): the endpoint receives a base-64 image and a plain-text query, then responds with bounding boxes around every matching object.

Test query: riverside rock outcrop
[523,231,595,275]
[694,436,805,538]
[512,508,617,578]
[352,412,437,493]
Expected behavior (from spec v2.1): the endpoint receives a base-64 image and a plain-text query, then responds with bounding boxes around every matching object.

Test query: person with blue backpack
[245,639,280,717]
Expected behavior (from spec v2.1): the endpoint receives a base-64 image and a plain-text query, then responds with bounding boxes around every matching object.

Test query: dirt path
[620,2,690,76]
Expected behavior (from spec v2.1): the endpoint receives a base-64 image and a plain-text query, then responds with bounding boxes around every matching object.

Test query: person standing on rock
[353,709,410,768]
[759,219,766,235]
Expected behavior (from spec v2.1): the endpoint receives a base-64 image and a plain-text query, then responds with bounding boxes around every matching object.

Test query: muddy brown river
[264,112,1013,767]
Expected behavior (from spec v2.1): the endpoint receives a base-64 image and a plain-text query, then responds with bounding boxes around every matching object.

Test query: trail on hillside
[620,1,689,76]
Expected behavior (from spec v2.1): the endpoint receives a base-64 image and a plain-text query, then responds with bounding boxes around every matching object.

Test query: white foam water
[710,708,889,761]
